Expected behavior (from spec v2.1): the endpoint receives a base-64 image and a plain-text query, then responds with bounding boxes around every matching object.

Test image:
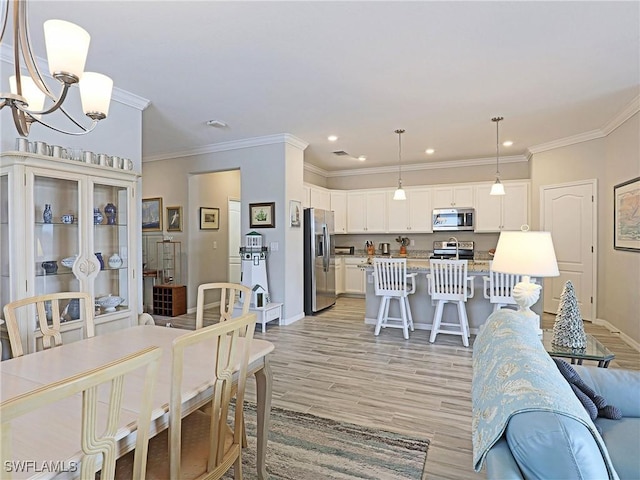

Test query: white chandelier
[490,116,506,196]
[0,0,113,137]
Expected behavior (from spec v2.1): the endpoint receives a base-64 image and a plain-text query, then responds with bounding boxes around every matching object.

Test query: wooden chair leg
[430,300,445,343]
[405,297,414,331]
[374,297,388,336]
[399,298,409,340]
[457,301,470,347]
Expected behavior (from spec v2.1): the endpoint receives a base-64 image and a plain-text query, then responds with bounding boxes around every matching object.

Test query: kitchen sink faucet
[448,236,459,260]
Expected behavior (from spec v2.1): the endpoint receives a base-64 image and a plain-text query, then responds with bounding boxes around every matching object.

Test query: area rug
[225,403,429,480]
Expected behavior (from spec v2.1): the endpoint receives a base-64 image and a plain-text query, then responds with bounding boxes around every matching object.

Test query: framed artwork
[166,206,182,232]
[289,200,302,227]
[250,202,275,228]
[614,177,640,252]
[142,197,162,231]
[200,207,220,230]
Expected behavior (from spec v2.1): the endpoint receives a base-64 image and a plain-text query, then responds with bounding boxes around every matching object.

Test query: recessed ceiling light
[503,141,513,147]
[425,148,435,155]
[206,120,228,128]
[358,155,366,161]
[327,135,338,142]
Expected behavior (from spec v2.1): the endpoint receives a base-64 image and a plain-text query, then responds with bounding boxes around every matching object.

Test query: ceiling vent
[332,150,350,156]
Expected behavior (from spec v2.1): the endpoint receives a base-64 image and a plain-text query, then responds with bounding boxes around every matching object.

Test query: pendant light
[490,116,506,196]
[393,129,406,200]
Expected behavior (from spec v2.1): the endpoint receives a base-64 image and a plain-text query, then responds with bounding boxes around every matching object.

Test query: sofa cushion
[506,411,610,479]
[595,417,640,479]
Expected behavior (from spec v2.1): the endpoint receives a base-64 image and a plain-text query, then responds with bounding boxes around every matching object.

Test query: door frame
[540,179,597,322]
[227,197,241,283]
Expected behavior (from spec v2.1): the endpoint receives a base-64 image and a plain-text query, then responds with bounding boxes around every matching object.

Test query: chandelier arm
[13,82,71,116]
[58,104,92,131]
[12,106,30,137]
[19,0,56,99]
[0,0,9,43]
[29,115,99,136]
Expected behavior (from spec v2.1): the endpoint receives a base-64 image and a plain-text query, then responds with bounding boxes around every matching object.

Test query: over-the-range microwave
[432,208,475,231]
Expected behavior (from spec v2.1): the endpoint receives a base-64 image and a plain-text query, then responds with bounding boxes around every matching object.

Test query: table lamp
[491,228,560,335]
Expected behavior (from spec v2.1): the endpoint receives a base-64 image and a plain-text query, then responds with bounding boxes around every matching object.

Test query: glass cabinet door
[33,175,82,296]
[1,173,9,313]
[93,182,129,316]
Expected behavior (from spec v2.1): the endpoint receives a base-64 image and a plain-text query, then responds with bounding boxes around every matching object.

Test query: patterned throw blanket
[471,310,617,478]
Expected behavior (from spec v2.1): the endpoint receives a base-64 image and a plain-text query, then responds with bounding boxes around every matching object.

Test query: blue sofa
[472,310,640,479]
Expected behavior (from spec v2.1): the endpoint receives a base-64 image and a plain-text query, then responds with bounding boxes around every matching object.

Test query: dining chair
[195,282,251,329]
[482,261,522,313]
[2,292,95,358]
[119,312,257,479]
[427,259,474,347]
[0,346,162,480]
[372,258,417,340]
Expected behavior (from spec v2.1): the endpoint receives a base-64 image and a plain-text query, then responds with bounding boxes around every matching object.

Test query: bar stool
[372,258,417,340]
[427,259,474,347]
[482,261,522,313]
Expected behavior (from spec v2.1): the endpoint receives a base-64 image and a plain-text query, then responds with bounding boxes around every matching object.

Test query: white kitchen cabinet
[344,257,366,294]
[302,185,311,209]
[474,182,529,232]
[433,184,474,208]
[0,152,140,356]
[330,190,347,233]
[335,257,345,294]
[346,190,387,233]
[387,187,433,232]
[309,185,331,211]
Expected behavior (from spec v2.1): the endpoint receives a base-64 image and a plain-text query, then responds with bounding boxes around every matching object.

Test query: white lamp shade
[490,180,505,195]
[393,187,406,200]
[491,231,560,277]
[9,75,46,114]
[44,19,90,78]
[79,72,113,117]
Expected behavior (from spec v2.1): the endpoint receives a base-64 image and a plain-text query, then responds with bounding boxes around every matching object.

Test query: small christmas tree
[552,280,587,348]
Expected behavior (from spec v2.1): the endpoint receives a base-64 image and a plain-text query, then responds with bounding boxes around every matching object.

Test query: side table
[234,302,283,332]
[542,329,615,368]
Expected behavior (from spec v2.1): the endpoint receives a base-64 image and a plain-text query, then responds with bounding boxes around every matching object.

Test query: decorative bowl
[97,295,124,312]
[61,255,77,268]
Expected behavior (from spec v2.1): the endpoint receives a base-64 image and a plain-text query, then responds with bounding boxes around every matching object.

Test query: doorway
[228,199,241,283]
[541,180,597,321]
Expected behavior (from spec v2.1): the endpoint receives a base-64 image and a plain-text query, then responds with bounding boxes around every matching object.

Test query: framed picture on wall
[289,200,301,227]
[250,202,275,228]
[142,197,162,231]
[614,177,640,252]
[166,206,182,232]
[200,207,220,230]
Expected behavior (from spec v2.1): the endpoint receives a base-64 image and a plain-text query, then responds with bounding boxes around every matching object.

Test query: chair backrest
[373,258,408,297]
[483,262,521,305]
[2,292,95,358]
[195,282,251,329]
[168,312,257,479]
[0,346,162,480]
[428,259,472,301]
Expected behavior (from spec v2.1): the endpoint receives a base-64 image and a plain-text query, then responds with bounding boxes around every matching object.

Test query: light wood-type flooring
[159,297,640,480]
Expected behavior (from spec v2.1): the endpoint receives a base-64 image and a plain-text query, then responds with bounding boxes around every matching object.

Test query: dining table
[0,324,275,480]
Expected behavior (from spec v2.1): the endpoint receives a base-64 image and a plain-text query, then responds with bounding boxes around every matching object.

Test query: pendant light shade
[490,116,506,196]
[393,129,406,201]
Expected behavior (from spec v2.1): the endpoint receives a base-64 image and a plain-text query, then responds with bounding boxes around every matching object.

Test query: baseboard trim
[186,300,219,315]
[282,312,305,326]
[364,317,480,335]
[593,317,640,352]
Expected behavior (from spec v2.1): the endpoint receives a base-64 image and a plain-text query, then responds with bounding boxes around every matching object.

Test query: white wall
[142,135,307,323]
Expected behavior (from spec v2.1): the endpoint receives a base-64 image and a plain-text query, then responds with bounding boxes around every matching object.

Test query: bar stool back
[372,258,417,340]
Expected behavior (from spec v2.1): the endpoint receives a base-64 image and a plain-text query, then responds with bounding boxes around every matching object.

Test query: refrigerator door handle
[323,224,330,272]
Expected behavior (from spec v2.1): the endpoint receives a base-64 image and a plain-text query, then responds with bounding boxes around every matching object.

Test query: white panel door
[228,199,242,283]
[541,181,596,321]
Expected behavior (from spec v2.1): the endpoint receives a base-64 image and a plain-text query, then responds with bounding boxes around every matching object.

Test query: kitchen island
[360,260,542,337]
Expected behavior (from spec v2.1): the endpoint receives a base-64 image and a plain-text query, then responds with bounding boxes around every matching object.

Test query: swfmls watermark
[4,460,78,474]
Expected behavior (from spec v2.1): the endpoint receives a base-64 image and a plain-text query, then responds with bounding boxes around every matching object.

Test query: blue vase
[104,203,117,225]
[95,252,105,270]
[94,208,103,225]
[43,204,52,224]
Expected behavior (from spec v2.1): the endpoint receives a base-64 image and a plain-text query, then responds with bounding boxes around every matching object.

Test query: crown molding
[144,133,308,163]
[527,93,639,155]
[1,44,150,111]
[312,154,528,178]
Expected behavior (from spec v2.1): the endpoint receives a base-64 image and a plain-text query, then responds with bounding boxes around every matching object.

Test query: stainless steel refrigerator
[304,208,336,315]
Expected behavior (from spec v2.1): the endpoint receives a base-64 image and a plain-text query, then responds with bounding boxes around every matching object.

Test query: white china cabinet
[0,152,140,356]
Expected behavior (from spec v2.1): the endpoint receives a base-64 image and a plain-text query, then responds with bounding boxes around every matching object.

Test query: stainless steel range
[431,239,475,260]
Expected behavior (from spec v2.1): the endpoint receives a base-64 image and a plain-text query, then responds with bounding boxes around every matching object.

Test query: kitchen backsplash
[336,232,500,255]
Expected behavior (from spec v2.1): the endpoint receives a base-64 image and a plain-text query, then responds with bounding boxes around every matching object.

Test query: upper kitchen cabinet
[387,187,433,233]
[433,184,474,208]
[0,152,140,356]
[309,185,331,211]
[330,191,347,233]
[475,181,529,232]
[347,190,387,233]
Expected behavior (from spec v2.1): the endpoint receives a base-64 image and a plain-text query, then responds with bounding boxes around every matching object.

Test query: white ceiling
[13,1,640,172]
